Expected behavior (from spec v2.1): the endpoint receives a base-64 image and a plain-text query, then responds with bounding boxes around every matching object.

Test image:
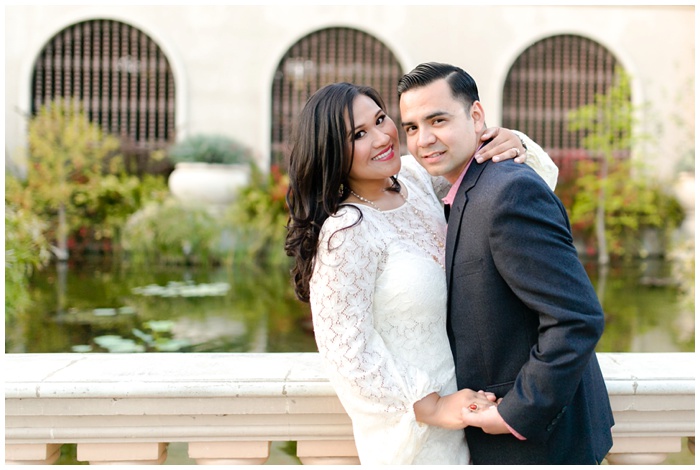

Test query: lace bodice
[309,156,468,464]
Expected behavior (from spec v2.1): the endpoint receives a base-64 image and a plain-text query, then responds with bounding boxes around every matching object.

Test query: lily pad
[144,320,175,332]
[93,308,117,316]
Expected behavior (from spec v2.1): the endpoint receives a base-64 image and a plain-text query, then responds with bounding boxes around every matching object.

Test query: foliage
[80,173,170,243]
[25,98,119,255]
[225,163,291,268]
[567,67,684,260]
[166,134,254,165]
[4,194,51,320]
[568,67,635,155]
[120,198,230,266]
[570,158,684,259]
[118,162,291,269]
[18,98,170,259]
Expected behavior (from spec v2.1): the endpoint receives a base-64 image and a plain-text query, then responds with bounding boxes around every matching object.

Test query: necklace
[347,184,445,270]
[348,188,382,211]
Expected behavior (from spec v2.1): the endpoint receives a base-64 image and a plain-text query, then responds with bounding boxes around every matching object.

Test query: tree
[567,68,635,265]
[568,69,683,264]
[24,99,121,260]
[20,98,169,261]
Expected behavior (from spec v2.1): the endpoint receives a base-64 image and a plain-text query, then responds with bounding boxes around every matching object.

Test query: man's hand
[475,127,527,164]
[415,389,497,430]
[461,400,511,434]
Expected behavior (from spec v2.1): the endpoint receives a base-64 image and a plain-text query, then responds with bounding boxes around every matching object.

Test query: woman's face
[345,94,401,190]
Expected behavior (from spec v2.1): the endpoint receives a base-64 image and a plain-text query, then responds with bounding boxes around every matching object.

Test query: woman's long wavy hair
[285,82,398,302]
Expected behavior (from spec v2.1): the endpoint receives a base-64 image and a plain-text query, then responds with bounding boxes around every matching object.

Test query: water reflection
[585,258,694,353]
[5,257,693,354]
[7,257,314,354]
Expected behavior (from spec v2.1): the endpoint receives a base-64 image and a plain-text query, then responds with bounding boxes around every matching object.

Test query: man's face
[400,79,485,184]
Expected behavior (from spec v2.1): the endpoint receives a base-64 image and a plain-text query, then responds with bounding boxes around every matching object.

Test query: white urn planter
[168,162,251,206]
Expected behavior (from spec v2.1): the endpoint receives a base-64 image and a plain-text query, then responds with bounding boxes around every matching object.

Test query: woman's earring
[338,183,345,197]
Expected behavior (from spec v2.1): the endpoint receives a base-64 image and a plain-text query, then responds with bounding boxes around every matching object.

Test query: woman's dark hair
[284,82,398,302]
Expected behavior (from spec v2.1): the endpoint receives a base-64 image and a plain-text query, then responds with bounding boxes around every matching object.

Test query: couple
[285,62,614,465]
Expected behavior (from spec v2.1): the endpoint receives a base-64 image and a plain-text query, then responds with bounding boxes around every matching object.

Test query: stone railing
[4,352,695,465]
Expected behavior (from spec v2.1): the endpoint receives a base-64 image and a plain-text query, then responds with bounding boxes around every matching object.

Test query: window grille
[502,34,628,180]
[31,19,175,165]
[271,27,404,168]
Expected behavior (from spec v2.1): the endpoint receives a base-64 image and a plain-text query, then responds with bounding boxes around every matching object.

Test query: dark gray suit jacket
[445,158,614,464]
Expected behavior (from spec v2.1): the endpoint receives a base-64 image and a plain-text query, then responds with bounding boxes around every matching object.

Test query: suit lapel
[445,159,489,292]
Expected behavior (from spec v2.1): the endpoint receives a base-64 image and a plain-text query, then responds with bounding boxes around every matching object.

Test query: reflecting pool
[6,256,693,355]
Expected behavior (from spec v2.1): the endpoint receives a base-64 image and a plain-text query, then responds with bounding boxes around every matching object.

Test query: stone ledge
[4,352,695,465]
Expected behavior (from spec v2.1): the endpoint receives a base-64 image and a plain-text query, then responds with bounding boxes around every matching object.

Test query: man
[398,62,614,464]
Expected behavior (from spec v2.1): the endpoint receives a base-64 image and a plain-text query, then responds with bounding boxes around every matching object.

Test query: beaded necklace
[347,184,445,270]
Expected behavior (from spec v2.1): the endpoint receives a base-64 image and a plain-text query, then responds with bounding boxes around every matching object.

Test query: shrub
[120,198,230,266]
[4,188,51,319]
[167,134,253,165]
[225,164,290,268]
[570,158,684,259]
[120,162,291,269]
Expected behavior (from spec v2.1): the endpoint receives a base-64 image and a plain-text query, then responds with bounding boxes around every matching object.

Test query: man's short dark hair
[398,62,480,108]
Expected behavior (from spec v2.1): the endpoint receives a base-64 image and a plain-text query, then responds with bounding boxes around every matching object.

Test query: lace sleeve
[513,130,559,191]
[309,208,439,417]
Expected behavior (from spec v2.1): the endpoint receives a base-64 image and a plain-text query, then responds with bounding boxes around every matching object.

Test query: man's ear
[470,101,486,133]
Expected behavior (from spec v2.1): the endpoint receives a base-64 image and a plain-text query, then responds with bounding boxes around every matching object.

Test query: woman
[285,83,556,464]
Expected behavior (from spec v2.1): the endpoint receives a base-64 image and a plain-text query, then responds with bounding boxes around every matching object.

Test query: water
[6,256,693,355]
[6,257,315,355]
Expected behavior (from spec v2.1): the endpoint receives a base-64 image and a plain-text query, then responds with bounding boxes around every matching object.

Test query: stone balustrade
[4,352,695,465]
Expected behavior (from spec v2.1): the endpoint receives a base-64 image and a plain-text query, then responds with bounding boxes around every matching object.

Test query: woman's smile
[372,145,395,161]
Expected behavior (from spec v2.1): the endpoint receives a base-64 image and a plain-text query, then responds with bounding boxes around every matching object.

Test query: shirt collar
[442,143,484,206]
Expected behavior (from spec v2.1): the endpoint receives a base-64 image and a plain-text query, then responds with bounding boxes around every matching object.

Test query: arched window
[502,34,628,180]
[31,19,176,170]
[270,27,403,168]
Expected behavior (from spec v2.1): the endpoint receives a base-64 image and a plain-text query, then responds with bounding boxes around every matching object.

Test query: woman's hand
[475,127,527,164]
[414,390,497,430]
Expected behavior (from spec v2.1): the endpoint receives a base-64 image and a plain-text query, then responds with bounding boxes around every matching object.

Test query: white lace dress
[309,156,467,465]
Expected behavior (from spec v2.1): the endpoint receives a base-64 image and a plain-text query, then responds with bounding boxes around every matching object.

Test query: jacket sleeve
[487,171,605,443]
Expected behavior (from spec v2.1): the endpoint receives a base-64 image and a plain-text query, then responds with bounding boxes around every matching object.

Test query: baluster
[297,440,360,465]
[605,436,679,465]
[189,441,270,465]
[5,444,62,465]
[77,442,167,465]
